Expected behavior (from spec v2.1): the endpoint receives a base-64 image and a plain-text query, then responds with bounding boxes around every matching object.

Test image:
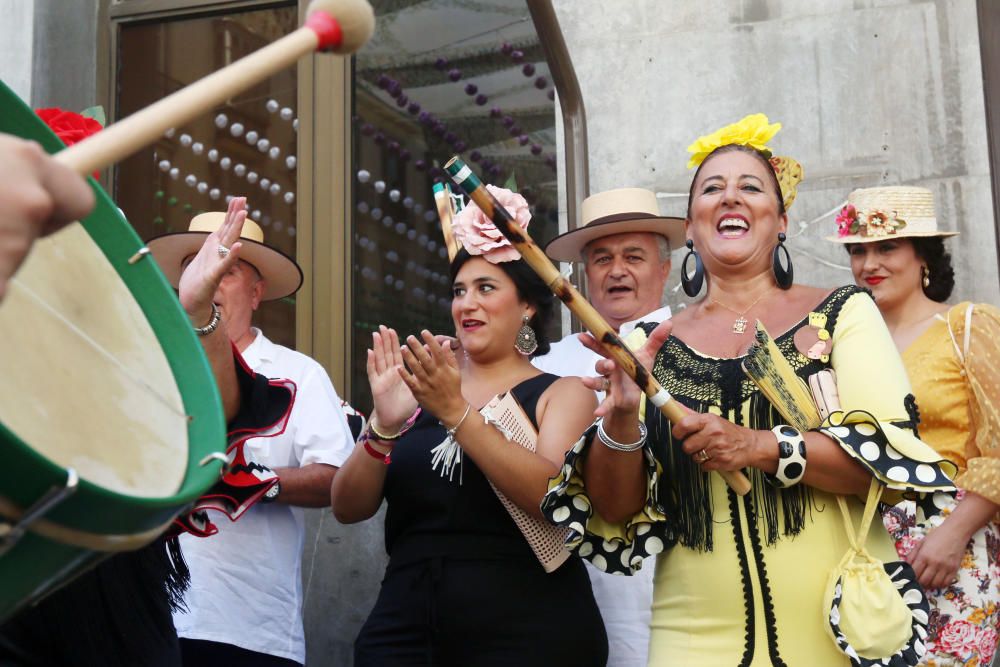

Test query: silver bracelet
[596,418,647,452]
[194,302,221,337]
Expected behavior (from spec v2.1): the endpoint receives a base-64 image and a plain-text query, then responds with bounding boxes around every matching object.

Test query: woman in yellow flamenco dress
[542,116,956,667]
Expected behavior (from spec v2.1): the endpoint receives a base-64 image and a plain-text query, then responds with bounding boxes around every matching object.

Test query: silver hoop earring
[515,315,538,355]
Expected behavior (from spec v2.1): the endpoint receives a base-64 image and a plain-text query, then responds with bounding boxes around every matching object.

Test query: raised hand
[178,196,246,324]
[367,325,418,432]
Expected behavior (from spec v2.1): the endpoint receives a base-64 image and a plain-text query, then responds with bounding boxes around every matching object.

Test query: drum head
[0,222,188,497]
[0,79,226,513]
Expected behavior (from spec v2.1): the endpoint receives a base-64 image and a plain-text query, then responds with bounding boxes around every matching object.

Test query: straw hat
[544,188,685,263]
[826,186,959,244]
[148,213,303,300]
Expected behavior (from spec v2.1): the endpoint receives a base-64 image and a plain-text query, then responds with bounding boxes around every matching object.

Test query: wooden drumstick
[55,0,375,177]
[444,156,752,496]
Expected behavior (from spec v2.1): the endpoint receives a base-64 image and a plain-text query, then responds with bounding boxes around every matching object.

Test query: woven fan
[742,321,822,432]
[480,391,571,573]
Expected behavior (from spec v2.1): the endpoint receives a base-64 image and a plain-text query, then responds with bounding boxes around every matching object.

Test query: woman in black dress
[332,190,608,667]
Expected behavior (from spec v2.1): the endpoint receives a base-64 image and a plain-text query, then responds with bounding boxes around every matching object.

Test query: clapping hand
[398,330,466,427]
[367,325,419,433]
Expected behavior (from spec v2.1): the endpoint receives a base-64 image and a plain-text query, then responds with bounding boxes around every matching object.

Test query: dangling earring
[515,315,538,355]
[922,266,931,288]
[772,232,794,290]
[681,239,705,297]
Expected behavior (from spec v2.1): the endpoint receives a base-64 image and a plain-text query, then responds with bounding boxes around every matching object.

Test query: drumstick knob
[305,0,375,54]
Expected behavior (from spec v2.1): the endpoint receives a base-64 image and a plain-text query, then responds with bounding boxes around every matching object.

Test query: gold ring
[696,449,711,463]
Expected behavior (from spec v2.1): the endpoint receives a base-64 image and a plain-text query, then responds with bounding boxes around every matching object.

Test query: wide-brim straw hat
[148,213,303,301]
[826,186,959,244]
[544,188,686,262]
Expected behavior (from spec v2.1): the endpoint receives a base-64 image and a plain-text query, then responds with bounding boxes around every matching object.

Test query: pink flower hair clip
[450,184,531,264]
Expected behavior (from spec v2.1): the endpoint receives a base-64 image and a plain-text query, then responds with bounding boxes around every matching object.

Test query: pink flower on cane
[935,620,979,657]
[451,185,531,264]
[978,626,999,662]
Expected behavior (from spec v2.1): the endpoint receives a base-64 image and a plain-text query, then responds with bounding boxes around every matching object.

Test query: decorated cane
[55,0,375,177]
[433,182,462,262]
[444,156,752,496]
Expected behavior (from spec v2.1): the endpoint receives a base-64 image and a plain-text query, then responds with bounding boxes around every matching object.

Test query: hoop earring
[772,232,793,290]
[681,239,705,297]
[922,266,931,288]
[515,315,538,355]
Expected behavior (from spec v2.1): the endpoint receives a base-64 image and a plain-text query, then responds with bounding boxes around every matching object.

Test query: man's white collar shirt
[174,328,354,664]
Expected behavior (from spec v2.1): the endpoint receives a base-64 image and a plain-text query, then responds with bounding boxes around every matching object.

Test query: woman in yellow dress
[829,186,1000,667]
[542,116,956,666]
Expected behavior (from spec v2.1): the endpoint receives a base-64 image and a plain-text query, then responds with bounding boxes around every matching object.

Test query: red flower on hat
[835,204,857,238]
[35,108,103,178]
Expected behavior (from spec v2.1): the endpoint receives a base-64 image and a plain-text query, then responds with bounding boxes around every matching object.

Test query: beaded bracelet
[596,418,647,452]
[367,407,421,442]
[764,425,807,488]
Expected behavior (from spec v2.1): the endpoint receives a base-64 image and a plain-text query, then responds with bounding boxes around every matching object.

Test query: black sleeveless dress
[355,373,608,667]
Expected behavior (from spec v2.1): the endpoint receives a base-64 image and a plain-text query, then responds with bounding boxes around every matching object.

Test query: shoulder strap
[835,479,884,550]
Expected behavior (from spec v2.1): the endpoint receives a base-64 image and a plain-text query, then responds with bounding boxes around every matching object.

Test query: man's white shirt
[532,306,671,667]
[174,328,354,664]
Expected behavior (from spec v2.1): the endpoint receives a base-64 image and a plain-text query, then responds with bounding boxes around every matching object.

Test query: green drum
[0,81,227,621]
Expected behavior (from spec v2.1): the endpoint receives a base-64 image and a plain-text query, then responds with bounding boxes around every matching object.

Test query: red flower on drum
[35,107,103,177]
[451,184,531,264]
[934,619,979,657]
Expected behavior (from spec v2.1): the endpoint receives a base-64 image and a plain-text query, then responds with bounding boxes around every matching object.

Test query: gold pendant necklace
[709,291,770,334]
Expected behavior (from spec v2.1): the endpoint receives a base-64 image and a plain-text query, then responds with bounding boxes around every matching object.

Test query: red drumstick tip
[305,0,375,55]
[305,11,343,52]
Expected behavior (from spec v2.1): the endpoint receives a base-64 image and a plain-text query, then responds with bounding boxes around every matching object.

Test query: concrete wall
[552,0,1000,309]
[301,507,387,665]
[0,0,34,101]
[0,0,98,110]
[29,0,99,110]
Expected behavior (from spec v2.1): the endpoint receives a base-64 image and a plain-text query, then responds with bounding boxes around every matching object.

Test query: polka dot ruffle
[541,423,672,575]
[819,410,956,492]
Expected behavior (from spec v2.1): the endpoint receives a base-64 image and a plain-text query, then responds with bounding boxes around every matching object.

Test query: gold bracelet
[368,408,421,442]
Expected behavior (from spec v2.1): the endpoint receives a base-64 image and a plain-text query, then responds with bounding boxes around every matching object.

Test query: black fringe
[165,536,190,613]
[649,361,814,551]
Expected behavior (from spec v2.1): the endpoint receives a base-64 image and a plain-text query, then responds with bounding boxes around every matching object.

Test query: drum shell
[0,81,228,621]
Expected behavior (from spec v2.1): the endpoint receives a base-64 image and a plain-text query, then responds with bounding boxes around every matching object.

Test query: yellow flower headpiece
[686,113,803,210]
